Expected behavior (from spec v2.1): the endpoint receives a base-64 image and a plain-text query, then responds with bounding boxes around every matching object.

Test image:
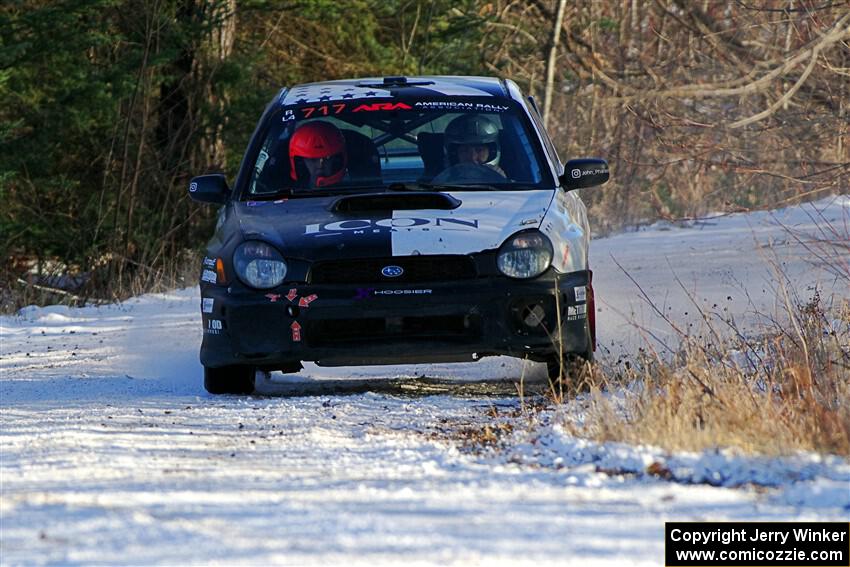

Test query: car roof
[278,76,515,106]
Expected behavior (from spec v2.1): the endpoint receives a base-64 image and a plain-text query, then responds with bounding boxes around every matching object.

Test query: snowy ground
[1,196,848,566]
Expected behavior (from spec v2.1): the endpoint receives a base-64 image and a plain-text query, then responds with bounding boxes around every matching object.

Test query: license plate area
[308,314,479,346]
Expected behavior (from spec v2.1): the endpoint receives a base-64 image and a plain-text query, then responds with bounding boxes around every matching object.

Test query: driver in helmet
[443,114,506,177]
[289,121,348,187]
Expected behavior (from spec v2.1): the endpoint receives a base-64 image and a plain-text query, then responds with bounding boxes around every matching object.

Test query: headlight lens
[497,231,553,278]
[233,241,287,289]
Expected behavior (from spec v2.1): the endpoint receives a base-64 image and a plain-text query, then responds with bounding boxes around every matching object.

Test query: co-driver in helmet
[440,114,506,180]
[289,121,348,188]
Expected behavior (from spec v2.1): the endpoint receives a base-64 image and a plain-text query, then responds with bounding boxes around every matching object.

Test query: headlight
[233,241,287,289]
[497,231,553,279]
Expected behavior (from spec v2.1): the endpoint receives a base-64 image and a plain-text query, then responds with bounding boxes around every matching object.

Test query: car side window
[525,98,563,176]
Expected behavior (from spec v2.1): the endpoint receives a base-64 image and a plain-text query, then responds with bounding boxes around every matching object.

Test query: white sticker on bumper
[574,286,586,303]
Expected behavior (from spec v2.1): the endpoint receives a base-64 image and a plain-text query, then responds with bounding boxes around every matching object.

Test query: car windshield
[244,97,553,198]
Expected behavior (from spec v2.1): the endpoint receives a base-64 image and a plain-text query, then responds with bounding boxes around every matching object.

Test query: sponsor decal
[202,298,214,313]
[290,321,302,342]
[304,217,479,236]
[286,288,298,302]
[413,101,509,112]
[574,286,586,303]
[202,256,216,268]
[298,294,318,308]
[354,288,433,299]
[189,181,198,192]
[205,319,223,335]
[381,265,404,278]
[374,289,432,296]
[566,304,587,321]
[201,269,217,284]
[265,293,281,302]
[352,102,412,112]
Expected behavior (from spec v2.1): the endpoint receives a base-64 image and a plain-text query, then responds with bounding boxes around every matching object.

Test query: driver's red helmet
[289,121,347,187]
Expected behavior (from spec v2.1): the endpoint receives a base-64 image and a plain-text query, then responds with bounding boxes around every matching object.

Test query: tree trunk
[157,0,236,176]
[543,0,567,127]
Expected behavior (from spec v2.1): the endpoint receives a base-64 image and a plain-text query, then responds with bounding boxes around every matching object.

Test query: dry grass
[0,249,202,314]
[559,209,850,457]
[563,291,850,457]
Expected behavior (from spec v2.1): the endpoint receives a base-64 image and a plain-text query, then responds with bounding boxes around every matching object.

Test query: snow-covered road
[1,196,848,565]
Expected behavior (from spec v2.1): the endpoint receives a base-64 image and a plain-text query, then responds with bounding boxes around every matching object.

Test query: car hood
[233,190,554,261]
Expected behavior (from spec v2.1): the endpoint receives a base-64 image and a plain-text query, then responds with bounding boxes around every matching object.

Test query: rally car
[189,75,608,394]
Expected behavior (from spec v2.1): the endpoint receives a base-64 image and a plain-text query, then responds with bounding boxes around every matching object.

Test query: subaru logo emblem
[381,265,404,278]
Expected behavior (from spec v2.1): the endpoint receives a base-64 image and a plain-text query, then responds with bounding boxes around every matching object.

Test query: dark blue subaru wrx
[189,75,608,394]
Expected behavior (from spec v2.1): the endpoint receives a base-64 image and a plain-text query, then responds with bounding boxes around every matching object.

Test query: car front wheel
[546,318,595,383]
[204,365,256,395]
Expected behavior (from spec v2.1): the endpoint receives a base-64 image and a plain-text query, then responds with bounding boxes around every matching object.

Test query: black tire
[546,351,593,382]
[204,365,256,395]
[546,319,595,383]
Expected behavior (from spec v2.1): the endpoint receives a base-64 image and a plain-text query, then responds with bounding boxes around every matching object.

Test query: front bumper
[199,270,592,369]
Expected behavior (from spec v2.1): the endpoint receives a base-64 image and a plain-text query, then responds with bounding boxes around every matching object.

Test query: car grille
[307,314,480,346]
[309,255,477,284]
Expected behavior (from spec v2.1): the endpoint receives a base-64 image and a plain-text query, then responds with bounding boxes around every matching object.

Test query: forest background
[1,0,848,305]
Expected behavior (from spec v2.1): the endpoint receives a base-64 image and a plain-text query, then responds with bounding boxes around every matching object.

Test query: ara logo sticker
[574,286,586,303]
[352,102,412,112]
[290,321,302,342]
[189,181,198,192]
[381,265,404,278]
[202,298,214,313]
[201,269,217,284]
[286,288,298,302]
[265,293,281,302]
[298,294,318,308]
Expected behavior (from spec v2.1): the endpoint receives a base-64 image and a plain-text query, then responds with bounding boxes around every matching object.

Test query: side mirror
[188,174,230,204]
[559,158,609,191]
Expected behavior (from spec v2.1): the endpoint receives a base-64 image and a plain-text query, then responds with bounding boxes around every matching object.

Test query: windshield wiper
[383,181,501,192]
[246,189,297,200]
[417,182,501,191]
[384,182,431,192]
[247,186,385,200]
